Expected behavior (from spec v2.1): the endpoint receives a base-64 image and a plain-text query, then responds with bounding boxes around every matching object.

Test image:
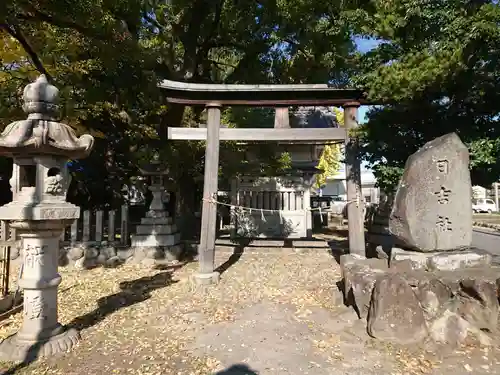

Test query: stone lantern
[0,75,94,360]
[131,152,181,261]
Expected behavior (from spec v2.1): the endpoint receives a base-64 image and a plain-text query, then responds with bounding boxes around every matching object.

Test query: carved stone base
[0,326,80,362]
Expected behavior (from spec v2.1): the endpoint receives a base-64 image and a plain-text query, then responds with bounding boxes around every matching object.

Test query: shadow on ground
[214,363,259,374]
[327,229,349,265]
[215,238,251,275]
[68,270,178,331]
[2,269,178,375]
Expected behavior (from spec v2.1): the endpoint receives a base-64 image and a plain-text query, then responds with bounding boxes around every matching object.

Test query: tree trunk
[175,178,202,240]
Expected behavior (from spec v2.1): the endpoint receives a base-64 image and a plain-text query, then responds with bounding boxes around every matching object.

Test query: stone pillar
[2,220,79,360]
[495,182,499,211]
[303,177,313,238]
[0,75,94,361]
[149,176,165,214]
[343,101,365,256]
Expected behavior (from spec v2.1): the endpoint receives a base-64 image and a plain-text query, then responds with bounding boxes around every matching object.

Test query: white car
[472,198,497,213]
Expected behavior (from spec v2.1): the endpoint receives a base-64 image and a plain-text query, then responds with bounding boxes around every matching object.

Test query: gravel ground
[0,233,499,375]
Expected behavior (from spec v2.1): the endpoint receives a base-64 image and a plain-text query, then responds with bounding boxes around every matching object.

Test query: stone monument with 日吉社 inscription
[340,132,500,347]
[0,75,94,361]
[389,132,472,252]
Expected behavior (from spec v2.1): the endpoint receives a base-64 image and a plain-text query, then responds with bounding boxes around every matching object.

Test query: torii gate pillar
[195,103,222,285]
[343,101,365,256]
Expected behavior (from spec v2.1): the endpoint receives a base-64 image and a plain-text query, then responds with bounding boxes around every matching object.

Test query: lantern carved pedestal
[0,75,94,361]
[1,221,80,360]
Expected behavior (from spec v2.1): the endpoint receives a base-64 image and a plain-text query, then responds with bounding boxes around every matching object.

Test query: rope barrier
[201,192,361,213]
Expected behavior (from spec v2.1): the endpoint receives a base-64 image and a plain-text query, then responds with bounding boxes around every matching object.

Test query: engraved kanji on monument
[389,133,472,252]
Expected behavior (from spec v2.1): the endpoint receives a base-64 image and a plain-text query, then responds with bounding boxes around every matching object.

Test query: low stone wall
[5,242,183,268]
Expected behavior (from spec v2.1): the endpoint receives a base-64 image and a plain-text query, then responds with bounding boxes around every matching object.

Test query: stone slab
[390,248,433,269]
[427,250,492,271]
[391,248,492,271]
[0,202,80,221]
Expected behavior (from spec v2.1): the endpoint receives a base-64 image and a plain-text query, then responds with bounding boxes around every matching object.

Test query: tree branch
[1,23,52,80]
[208,59,238,69]
[17,9,111,41]
[195,0,226,75]
[283,38,309,57]
[179,0,211,79]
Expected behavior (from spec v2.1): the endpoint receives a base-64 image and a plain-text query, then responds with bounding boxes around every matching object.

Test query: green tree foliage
[0,0,361,233]
[314,107,342,190]
[352,0,500,192]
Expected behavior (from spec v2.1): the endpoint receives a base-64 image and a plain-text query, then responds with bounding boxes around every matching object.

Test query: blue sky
[355,37,382,53]
[353,37,382,124]
[352,37,382,170]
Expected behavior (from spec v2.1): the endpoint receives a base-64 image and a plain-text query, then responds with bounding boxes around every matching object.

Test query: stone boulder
[389,133,472,252]
[339,253,500,347]
[428,309,492,346]
[457,279,499,332]
[416,278,453,321]
[340,254,388,319]
[367,274,428,344]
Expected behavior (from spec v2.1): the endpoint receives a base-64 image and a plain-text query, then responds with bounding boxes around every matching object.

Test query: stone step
[135,224,177,235]
[214,237,330,248]
[131,232,181,247]
[140,217,173,225]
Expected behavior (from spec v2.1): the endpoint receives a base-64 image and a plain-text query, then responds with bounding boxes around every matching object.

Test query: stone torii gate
[159,80,370,284]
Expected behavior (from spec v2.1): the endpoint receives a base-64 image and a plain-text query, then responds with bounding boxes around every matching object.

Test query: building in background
[472,185,488,199]
[474,183,500,210]
[319,145,380,204]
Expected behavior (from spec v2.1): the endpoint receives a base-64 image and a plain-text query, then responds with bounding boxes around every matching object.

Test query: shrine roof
[292,107,339,128]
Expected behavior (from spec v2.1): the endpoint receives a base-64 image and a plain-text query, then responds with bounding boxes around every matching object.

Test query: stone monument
[130,153,181,261]
[389,132,472,251]
[340,132,500,347]
[0,75,94,361]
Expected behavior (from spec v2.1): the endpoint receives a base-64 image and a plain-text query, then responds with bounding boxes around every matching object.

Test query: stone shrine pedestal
[130,157,181,261]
